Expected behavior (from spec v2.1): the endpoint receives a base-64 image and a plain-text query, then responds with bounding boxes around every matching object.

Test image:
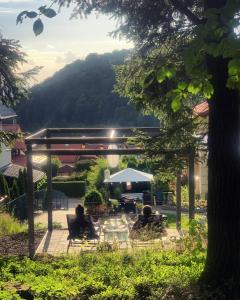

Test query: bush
[84,190,103,207]
[51,181,86,197]
[113,186,122,200]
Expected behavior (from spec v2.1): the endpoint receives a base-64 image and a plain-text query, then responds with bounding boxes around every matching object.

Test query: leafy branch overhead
[16,5,57,36]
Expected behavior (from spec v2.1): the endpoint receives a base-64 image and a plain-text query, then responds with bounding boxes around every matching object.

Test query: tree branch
[171,0,203,25]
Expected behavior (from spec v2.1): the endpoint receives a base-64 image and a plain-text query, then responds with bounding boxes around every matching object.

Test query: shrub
[84,190,103,207]
[113,186,122,200]
[50,181,86,197]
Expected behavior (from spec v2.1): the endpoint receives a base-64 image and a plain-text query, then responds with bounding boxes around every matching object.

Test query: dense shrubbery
[51,181,86,197]
[84,190,103,207]
[0,249,205,299]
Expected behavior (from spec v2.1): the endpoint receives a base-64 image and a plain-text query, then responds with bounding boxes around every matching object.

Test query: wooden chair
[66,214,99,253]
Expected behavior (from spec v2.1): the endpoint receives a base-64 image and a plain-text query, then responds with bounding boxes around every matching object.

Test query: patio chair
[66,214,99,253]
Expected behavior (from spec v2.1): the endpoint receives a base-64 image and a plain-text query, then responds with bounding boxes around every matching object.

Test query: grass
[165,212,207,230]
[0,248,205,299]
[0,213,27,236]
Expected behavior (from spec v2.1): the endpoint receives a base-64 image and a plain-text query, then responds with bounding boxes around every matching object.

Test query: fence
[4,189,69,221]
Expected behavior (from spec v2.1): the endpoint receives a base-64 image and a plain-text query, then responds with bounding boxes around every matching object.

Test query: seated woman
[130,205,166,239]
[70,204,99,239]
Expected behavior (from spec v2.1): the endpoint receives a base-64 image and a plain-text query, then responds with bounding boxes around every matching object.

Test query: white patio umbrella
[104,168,153,183]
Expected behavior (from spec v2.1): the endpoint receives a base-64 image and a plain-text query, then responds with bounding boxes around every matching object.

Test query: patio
[36,219,180,255]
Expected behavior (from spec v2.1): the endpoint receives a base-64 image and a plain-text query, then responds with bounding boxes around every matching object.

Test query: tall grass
[0,213,27,236]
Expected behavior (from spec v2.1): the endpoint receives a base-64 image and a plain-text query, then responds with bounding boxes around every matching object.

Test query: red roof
[193,101,209,117]
[1,124,22,133]
[12,155,27,167]
[52,144,107,164]
[14,139,26,150]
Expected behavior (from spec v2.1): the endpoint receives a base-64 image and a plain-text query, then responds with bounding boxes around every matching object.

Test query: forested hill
[16,50,157,131]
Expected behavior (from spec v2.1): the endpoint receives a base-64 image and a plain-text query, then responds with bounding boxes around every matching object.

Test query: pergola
[25,127,195,257]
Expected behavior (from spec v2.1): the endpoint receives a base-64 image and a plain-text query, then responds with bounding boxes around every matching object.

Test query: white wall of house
[0,143,11,169]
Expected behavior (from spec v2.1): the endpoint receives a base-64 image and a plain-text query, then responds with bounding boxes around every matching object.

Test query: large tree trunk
[201,0,240,296]
[201,54,240,296]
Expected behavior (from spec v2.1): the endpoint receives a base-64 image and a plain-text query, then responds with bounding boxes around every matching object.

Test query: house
[194,101,209,200]
[0,104,45,184]
[52,143,107,175]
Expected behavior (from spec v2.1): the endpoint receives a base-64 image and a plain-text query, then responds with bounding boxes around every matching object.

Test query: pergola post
[176,170,182,231]
[46,144,53,231]
[188,149,195,220]
[26,144,35,258]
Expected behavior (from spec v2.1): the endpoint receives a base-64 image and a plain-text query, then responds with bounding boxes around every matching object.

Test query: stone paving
[36,227,180,255]
[35,198,81,229]
[35,198,181,255]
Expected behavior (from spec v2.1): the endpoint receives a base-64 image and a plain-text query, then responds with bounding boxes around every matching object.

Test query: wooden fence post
[188,149,195,220]
[26,144,35,258]
[176,170,182,230]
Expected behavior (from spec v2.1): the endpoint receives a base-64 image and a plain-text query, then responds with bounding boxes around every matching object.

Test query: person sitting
[70,204,99,239]
[130,205,166,239]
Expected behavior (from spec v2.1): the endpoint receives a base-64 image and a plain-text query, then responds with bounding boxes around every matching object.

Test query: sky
[0,0,133,82]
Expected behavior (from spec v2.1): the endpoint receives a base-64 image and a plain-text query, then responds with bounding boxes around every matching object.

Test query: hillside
[16,50,157,131]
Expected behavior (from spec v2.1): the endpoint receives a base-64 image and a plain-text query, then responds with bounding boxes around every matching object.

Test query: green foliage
[113,186,122,200]
[0,37,35,107]
[36,175,47,191]
[84,190,103,207]
[10,179,20,200]
[16,51,157,131]
[50,181,86,197]
[0,174,10,197]
[0,249,205,299]
[74,159,95,172]
[17,169,26,195]
[0,213,27,236]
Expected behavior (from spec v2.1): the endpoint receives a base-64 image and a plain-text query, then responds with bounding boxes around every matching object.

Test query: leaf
[143,71,155,88]
[171,96,181,112]
[228,59,240,76]
[203,82,214,99]
[16,11,27,25]
[33,19,44,36]
[27,11,38,19]
[187,83,201,95]
[42,8,57,18]
[38,5,47,13]
[156,70,165,83]
[165,68,176,79]
[177,82,187,91]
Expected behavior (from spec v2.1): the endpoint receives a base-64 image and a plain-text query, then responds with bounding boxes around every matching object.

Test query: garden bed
[0,230,45,256]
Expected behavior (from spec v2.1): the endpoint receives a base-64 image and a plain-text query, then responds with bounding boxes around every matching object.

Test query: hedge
[51,181,86,198]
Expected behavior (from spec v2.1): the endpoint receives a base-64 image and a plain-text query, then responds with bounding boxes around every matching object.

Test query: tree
[0,36,40,145]
[0,174,10,197]
[17,169,26,195]
[20,0,240,295]
[10,179,20,200]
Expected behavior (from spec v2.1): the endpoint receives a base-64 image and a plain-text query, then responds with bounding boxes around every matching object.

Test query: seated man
[130,205,166,239]
[70,204,99,239]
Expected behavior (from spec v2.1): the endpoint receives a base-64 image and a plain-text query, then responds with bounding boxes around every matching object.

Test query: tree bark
[201,54,240,296]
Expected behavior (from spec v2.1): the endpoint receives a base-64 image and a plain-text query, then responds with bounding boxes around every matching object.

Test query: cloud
[0,6,17,13]
[55,51,77,64]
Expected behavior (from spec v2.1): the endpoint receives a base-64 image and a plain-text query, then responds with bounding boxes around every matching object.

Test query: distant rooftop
[1,163,45,183]
[0,104,17,120]
[193,101,209,117]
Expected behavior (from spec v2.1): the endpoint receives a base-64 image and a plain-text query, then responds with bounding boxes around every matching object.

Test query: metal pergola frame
[25,127,195,258]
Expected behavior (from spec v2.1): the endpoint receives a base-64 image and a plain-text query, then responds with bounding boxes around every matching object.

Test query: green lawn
[0,249,205,300]
[165,212,207,230]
